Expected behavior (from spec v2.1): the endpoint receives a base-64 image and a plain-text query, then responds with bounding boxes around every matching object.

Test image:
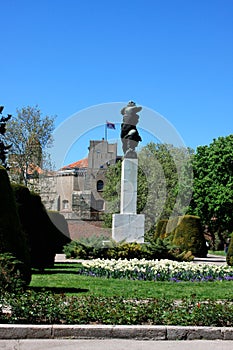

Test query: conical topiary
[12,183,71,270]
[226,233,233,266]
[0,166,31,285]
[170,215,207,258]
[155,215,207,258]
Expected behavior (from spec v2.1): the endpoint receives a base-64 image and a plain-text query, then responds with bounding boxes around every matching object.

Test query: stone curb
[0,325,233,340]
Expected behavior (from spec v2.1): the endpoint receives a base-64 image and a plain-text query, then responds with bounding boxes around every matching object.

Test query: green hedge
[226,233,233,266]
[47,211,70,253]
[155,215,207,258]
[0,166,31,285]
[12,184,71,270]
[154,219,168,239]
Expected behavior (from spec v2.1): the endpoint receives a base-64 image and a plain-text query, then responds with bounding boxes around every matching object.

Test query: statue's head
[127,101,136,106]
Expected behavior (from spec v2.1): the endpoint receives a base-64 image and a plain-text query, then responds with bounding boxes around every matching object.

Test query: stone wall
[67,220,111,240]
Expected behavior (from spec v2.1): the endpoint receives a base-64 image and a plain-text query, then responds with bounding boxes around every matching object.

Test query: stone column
[120,158,138,214]
[112,158,145,243]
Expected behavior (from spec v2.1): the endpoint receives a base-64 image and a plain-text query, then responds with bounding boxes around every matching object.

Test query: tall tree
[138,143,194,232]
[0,105,12,169]
[189,135,233,248]
[5,105,55,185]
[103,142,194,234]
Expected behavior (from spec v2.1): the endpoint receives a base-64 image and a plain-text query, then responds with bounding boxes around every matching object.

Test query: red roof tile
[62,158,88,170]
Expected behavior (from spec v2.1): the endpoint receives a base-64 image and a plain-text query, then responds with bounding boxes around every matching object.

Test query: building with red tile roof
[61,158,88,170]
[40,140,120,221]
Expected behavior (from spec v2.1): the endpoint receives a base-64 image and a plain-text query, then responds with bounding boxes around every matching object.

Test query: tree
[189,135,233,249]
[138,143,193,232]
[103,142,194,235]
[5,105,55,185]
[102,160,122,227]
[0,105,12,169]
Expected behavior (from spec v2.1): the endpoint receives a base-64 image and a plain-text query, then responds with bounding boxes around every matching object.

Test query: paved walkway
[55,253,227,265]
[194,253,226,265]
[1,339,233,350]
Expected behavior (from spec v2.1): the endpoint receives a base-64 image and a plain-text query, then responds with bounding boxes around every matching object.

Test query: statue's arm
[134,106,142,113]
[120,107,126,115]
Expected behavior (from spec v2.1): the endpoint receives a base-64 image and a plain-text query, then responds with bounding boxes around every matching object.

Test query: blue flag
[106,121,116,129]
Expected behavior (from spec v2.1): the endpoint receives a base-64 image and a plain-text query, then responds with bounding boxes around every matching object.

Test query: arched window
[62,199,69,209]
[97,180,104,192]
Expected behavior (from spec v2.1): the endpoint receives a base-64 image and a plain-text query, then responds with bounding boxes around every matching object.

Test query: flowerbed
[1,292,233,326]
[78,258,233,282]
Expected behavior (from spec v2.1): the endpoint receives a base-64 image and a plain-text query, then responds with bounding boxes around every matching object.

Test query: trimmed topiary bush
[154,219,168,239]
[226,233,233,266]
[47,211,71,253]
[0,166,31,285]
[170,215,207,258]
[11,184,71,270]
[155,215,207,258]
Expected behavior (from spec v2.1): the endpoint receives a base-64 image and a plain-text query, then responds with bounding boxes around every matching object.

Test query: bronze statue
[120,101,142,158]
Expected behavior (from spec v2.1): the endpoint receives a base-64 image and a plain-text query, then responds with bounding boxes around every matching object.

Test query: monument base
[112,213,145,243]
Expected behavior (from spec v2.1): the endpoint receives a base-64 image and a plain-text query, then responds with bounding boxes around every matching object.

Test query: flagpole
[105,123,107,141]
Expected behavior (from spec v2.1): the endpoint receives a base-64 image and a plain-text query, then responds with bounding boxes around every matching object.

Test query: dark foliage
[0,253,26,293]
[155,215,207,258]
[63,236,193,262]
[0,167,31,284]
[0,291,232,327]
[226,233,233,266]
[11,184,71,270]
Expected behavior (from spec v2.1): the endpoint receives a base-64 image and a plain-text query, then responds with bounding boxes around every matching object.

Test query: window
[97,180,104,192]
[62,199,69,209]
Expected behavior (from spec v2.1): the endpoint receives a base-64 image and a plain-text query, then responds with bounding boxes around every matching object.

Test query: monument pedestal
[112,157,145,243]
[112,213,144,243]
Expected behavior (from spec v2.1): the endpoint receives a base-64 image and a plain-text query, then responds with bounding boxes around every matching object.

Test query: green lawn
[29,263,233,300]
[208,250,227,256]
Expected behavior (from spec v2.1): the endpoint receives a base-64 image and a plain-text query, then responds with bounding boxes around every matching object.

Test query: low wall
[67,220,111,240]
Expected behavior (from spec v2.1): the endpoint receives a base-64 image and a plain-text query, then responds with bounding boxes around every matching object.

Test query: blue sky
[1,0,233,168]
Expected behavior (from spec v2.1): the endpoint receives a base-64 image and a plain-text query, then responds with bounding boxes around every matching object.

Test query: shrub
[155,215,207,258]
[112,242,144,259]
[28,193,57,269]
[141,238,176,260]
[171,216,207,257]
[0,167,31,285]
[0,292,232,326]
[226,233,233,266]
[12,184,71,270]
[154,219,168,239]
[47,211,71,253]
[0,253,25,293]
[63,237,193,261]
[63,235,114,259]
